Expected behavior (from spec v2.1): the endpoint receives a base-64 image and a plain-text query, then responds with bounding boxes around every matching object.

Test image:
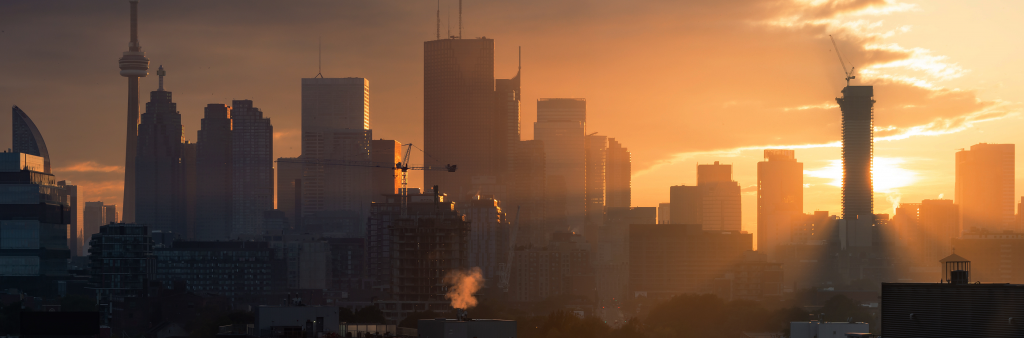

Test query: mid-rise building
[956,143,1015,233]
[88,223,153,322]
[135,66,185,236]
[698,162,741,231]
[231,100,274,238]
[103,204,118,225]
[510,232,593,302]
[370,139,401,201]
[195,103,233,240]
[301,77,372,237]
[57,180,80,256]
[83,202,106,251]
[465,196,507,282]
[953,232,1024,283]
[658,202,670,224]
[154,241,285,305]
[605,138,630,208]
[595,207,655,305]
[0,152,71,297]
[276,157,303,229]
[757,149,803,261]
[629,224,752,299]
[535,98,587,234]
[326,237,366,291]
[669,185,702,225]
[713,251,784,301]
[510,140,547,246]
[266,234,332,290]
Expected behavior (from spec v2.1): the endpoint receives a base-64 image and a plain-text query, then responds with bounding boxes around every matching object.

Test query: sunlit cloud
[783,102,838,111]
[54,161,123,173]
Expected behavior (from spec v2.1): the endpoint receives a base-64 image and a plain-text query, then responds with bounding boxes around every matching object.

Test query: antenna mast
[829,35,855,87]
[458,0,462,38]
[436,0,440,40]
[315,37,324,78]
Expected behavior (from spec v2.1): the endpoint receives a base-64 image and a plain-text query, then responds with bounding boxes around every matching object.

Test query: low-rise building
[629,224,752,299]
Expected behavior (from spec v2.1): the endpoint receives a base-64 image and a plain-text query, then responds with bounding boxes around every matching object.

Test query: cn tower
[118,0,149,223]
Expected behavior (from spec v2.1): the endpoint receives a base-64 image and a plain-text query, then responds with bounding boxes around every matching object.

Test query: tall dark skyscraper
[195,104,232,240]
[230,100,274,238]
[605,138,631,208]
[12,106,51,173]
[757,149,803,261]
[836,86,874,248]
[423,37,496,198]
[493,51,521,178]
[119,0,150,223]
[135,66,185,235]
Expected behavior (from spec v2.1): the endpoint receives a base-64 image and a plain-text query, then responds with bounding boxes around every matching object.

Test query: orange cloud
[54,161,123,173]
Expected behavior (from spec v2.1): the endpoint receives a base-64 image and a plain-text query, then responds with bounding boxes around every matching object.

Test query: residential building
[836,86,875,248]
[231,99,274,238]
[326,238,366,291]
[757,149,803,261]
[535,98,586,233]
[195,103,233,240]
[154,241,285,304]
[605,138,630,208]
[135,66,185,236]
[956,143,1015,233]
[596,207,655,305]
[301,77,372,237]
[629,224,752,299]
[88,223,153,323]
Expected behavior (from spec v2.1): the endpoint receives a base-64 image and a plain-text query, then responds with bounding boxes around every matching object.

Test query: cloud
[54,161,123,173]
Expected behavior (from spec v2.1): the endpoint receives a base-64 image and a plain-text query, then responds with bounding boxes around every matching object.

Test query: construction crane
[275,143,455,216]
[830,34,855,87]
[496,206,520,293]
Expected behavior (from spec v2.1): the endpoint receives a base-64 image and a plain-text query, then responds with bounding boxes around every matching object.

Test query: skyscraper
[276,158,302,229]
[698,162,741,231]
[84,201,106,251]
[300,78,372,237]
[135,66,185,236]
[195,104,232,240]
[757,149,803,260]
[511,140,547,246]
[57,181,80,256]
[370,139,401,201]
[535,98,587,233]
[423,37,496,198]
[584,134,607,243]
[836,86,874,247]
[494,51,522,178]
[230,100,274,238]
[104,204,118,225]
[181,141,196,239]
[956,143,1015,233]
[119,0,150,224]
[605,138,631,208]
[12,106,51,173]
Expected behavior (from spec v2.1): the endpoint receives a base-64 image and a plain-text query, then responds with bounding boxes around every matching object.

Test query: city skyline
[4,0,1024,237]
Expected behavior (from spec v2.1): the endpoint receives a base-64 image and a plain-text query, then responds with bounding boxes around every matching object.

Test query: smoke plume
[444,267,484,310]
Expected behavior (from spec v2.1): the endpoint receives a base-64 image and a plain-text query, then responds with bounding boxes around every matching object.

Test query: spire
[157,65,165,90]
[436,0,440,40]
[129,0,141,52]
[458,0,462,38]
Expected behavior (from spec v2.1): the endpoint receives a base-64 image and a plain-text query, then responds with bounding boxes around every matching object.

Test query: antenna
[447,8,450,38]
[518,46,521,71]
[459,0,462,38]
[829,35,855,87]
[436,0,440,40]
[315,37,324,78]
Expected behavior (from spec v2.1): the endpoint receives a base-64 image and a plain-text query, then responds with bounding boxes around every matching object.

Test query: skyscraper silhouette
[605,138,631,209]
[757,149,803,261]
[956,143,1015,233]
[135,66,185,235]
[535,98,586,233]
[195,104,232,240]
[119,0,150,223]
[230,100,274,238]
[836,85,874,248]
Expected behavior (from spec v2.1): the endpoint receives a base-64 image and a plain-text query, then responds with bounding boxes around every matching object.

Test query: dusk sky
[2,0,1023,236]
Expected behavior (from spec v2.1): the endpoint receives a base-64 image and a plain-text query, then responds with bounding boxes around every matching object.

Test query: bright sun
[805,157,918,193]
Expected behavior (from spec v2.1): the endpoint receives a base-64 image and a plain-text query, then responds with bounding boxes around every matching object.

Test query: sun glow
[804,157,917,193]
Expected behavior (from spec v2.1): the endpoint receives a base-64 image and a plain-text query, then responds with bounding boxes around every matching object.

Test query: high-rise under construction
[836,85,874,247]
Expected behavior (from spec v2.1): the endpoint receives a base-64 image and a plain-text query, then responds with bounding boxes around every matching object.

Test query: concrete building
[510,232,593,302]
[956,143,1015,233]
[698,162,742,231]
[366,189,470,321]
[0,152,71,297]
[423,37,496,198]
[510,140,547,246]
[629,224,752,299]
[88,223,153,323]
[57,180,80,256]
[155,241,286,304]
[836,86,875,248]
[231,100,274,238]
[301,77,372,237]
[465,196,507,282]
[584,134,606,244]
[135,66,185,236]
[535,98,587,234]
[605,138,630,209]
[370,139,401,201]
[195,104,233,240]
[757,149,803,261]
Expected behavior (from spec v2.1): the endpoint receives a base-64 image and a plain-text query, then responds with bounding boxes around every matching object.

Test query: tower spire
[436,0,440,40]
[157,65,165,91]
[119,0,150,224]
[458,0,462,38]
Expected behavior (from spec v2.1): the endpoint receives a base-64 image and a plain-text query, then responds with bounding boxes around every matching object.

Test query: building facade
[370,139,401,201]
[605,138,631,209]
[757,149,803,261]
[535,98,587,233]
[698,162,742,231]
[629,224,752,299]
[154,241,285,305]
[836,86,875,248]
[195,103,233,240]
[956,143,1015,233]
[231,100,274,238]
[88,223,153,322]
[135,67,185,236]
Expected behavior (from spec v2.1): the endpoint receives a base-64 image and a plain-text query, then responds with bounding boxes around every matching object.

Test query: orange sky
[2,0,1023,237]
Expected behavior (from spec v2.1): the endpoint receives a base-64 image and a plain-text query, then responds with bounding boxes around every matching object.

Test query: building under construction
[367,188,470,322]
